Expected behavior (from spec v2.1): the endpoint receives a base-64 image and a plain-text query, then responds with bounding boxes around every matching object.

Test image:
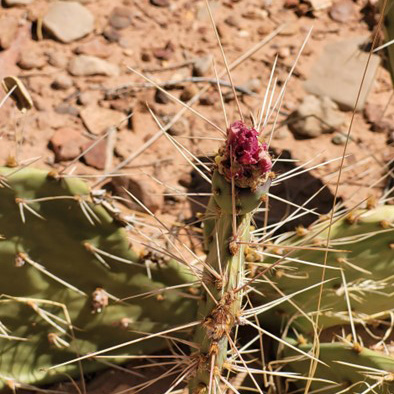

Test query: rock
[52,74,74,90]
[304,37,380,111]
[131,110,158,137]
[103,27,121,43]
[49,127,89,161]
[154,89,170,104]
[153,42,175,61]
[309,0,332,11]
[364,102,382,125]
[4,0,32,5]
[81,139,106,170]
[273,126,291,140]
[80,106,124,134]
[278,23,298,36]
[114,129,143,159]
[37,112,65,129]
[224,15,242,28]
[168,117,188,136]
[43,1,94,43]
[193,55,213,77]
[68,55,119,76]
[108,7,132,29]
[104,176,163,213]
[47,51,69,68]
[284,0,299,8]
[200,92,217,106]
[150,0,169,7]
[77,91,98,106]
[329,0,355,23]
[180,84,199,102]
[331,132,347,145]
[74,37,112,58]
[0,17,19,50]
[288,95,346,138]
[159,114,189,136]
[33,95,50,112]
[54,103,79,116]
[365,105,394,132]
[278,46,291,59]
[17,50,46,70]
[240,78,261,93]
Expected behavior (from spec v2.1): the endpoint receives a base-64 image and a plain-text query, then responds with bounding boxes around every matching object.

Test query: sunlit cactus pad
[282,337,394,393]
[256,205,394,333]
[0,167,197,390]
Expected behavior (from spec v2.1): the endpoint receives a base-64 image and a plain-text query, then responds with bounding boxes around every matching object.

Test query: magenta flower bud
[216,121,272,189]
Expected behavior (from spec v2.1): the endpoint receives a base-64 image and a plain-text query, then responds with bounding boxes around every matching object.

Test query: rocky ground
[0,0,393,392]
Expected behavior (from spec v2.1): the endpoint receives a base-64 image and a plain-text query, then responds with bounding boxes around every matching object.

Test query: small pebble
[103,27,121,43]
[47,51,69,68]
[180,84,199,102]
[150,0,169,7]
[109,7,132,30]
[52,74,74,90]
[18,51,46,70]
[154,89,170,104]
[331,132,347,145]
[193,55,213,77]
[54,103,79,116]
[329,0,355,23]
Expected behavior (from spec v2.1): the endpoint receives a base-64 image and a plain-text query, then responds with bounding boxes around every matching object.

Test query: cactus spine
[189,121,272,392]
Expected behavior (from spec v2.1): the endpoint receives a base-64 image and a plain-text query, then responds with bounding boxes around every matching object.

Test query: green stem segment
[190,203,250,393]
[189,170,270,393]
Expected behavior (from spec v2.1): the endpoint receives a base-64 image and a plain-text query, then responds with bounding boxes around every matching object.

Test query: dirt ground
[0,0,393,392]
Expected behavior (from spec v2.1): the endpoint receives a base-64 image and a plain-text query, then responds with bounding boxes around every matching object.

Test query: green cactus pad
[0,167,197,390]
[282,337,394,393]
[255,205,394,333]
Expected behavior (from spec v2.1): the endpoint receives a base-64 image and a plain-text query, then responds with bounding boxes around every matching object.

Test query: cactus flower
[216,121,272,189]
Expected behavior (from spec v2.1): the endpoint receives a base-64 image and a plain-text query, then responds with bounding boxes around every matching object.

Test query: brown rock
[192,55,213,77]
[150,0,169,7]
[54,103,80,116]
[74,37,112,58]
[43,1,94,43]
[52,74,74,90]
[329,0,355,23]
[47,51,69,68]
[364,103,382,125]
[0,17,19,50]
[180,84,199,102]
[68,55,119,76]
[131,110,158,138]
[49,127,89,161]
[80,106,124,134]
[103,27,121,43]
[153,41,175,61]
[108,7,132,29]
[18,50,46,70]
[104,175,163,213]
[154,88,170,104]
[81,139,107,170]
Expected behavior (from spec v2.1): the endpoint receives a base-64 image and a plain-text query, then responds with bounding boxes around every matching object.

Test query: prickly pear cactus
[0,167,197,391]
[189,121,272,393]
[282,337,394,393]
[255,205,394,333]
[254,204,394,393]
